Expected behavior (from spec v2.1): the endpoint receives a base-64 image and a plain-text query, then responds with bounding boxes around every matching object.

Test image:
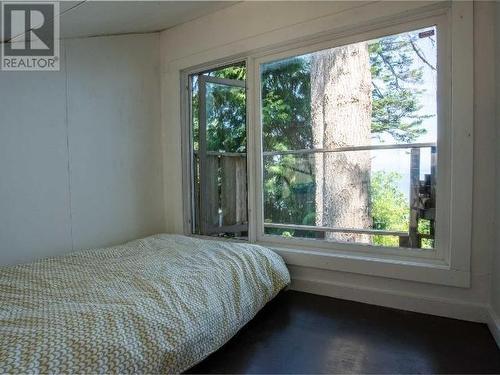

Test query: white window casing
[180,2,473,288]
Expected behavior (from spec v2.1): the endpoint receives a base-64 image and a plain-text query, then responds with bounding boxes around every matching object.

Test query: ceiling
[60,1,236,38]
[8,1,236,41]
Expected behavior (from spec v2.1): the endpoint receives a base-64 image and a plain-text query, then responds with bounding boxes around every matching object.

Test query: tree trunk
[311,42,372,243]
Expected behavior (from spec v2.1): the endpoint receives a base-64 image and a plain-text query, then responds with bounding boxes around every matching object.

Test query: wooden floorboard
[187,290,500,374]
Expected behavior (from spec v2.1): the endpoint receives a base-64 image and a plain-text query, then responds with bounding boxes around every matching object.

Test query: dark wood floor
[187,290,500,374]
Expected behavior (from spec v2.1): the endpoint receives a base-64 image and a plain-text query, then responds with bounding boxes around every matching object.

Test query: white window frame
[180,3,473,288]
[254,16,449,259]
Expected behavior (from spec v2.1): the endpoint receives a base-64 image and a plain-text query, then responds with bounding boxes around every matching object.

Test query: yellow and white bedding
[0,234,290,374]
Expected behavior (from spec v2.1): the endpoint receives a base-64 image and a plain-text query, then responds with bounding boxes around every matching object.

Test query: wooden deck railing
[197,152,248,235]
[196,144,436,248]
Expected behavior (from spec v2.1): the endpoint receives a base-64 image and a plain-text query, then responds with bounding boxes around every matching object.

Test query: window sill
[188,234,470,288]
[262,242,470,288]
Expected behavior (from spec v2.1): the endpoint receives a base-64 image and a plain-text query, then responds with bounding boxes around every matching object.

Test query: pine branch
[377,51,403,89]
[371,81,384,98]
[409,38,436,71]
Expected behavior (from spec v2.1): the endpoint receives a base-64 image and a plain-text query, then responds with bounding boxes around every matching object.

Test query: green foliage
[263,155,316,232]
[260,57,315,230]
[205,84,246,152]
[212,65,246,81]
[418,219,434,249]
[369,34,433,142]
[191,65,247,152]
[261,57,312,151]
[370,171,409,247]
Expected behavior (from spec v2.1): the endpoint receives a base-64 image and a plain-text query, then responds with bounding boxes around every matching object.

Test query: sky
[369,26,438,199]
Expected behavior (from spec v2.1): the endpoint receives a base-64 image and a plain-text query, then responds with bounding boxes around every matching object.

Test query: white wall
[160,1,497,323]
[0,33,164,265]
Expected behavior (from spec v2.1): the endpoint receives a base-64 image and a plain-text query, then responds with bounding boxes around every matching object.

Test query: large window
[260,27,438,250]
[184,5,474,287]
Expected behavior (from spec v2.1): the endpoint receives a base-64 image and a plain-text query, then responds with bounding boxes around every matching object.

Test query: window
[190,63,248,238]
[259,27,438,250]
[183,4,473,286]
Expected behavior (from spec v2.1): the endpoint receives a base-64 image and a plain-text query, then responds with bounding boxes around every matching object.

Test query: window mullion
[246,56,260,243]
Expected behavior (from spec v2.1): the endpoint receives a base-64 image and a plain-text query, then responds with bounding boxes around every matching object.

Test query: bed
[0,234,290,373]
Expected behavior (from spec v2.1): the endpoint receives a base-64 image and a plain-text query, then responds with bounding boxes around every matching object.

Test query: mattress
[0,234,290,373]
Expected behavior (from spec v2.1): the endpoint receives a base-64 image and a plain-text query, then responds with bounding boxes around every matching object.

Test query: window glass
[260,27,437,249]
[191,63,248,238]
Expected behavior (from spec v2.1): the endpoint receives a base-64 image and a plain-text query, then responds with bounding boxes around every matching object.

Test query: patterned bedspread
[0,234,290,373]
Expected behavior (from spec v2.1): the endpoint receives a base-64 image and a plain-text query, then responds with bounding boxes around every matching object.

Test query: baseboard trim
[290,276,489,324]
[487,308,500,349]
